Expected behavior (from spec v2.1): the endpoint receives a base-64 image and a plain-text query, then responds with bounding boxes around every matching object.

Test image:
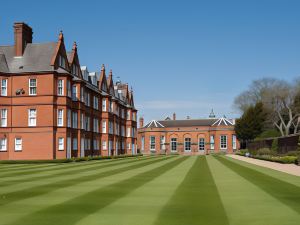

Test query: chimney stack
[139,117,144,128]
[14,22,33,57]
[173,112,176,120]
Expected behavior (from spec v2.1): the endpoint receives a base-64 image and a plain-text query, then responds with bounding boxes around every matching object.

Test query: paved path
[227,154,300,177]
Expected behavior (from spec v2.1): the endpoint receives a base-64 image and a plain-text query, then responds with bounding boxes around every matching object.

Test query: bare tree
[234,77,300,136]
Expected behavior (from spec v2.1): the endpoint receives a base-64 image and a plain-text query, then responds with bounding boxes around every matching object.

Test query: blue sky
[1,0,300,122]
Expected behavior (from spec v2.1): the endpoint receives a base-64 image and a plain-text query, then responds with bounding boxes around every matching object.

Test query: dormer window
[72,64,79,76]
[58,55,66,68]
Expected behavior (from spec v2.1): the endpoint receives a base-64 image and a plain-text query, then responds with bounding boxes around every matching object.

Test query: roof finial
[59,30,64,41]
[72,41,77,50]
[130,86,133,92]
[209,109,216,118]
[101,64,105,71]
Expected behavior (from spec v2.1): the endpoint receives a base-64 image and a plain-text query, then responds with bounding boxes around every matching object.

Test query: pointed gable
[129,87,135,107]
[107,69,115,97]
[67,42,82,78]
[98,64,108,92]
[50,31,70,71]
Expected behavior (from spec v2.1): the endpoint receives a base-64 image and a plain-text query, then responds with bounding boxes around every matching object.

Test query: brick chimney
[139,117,144,128]
[14,22,33,56]
[173,112,176,120]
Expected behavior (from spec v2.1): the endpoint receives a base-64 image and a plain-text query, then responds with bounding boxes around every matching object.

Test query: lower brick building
[137,112,239,155]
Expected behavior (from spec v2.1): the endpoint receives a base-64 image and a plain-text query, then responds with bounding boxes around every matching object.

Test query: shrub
[284,151,300,157]
[256,148,272,156]
[252,155,297,164]
[255,129,281,140]
[271,139,279,153]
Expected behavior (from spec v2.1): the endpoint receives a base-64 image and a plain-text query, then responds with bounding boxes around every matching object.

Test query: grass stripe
[225,156,300,187]
[207,156,300,225]
[215,155,300,215]
[153,156,229,225]
[0,156,172,207]
[75,157,196,225]
[0,156,149,178]
[0,164,58,173]
[7,156,187,225]
[0,156,154,188]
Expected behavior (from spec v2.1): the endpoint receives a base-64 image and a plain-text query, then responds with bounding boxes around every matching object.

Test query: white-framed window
[58,55,66,68]
[232,135,237,150]
[72,64,79,76]
[72,112,78,129]
[109,121,113,134]
[184,138,191,151]
[121,125,125,136]
[67,109,71,128]
[73,137,78,150]
[160,136,165,150]
[127,110,130,120]
[109,140,113,151]
[28,109,36,126]
[132,112,136,121]
[93,96,99,110]
[171,138,177,151]
[58,137,64,150]
[86,116,90,131]
[72,85,77,101]
[141,136,145,151]
[15,138,22,151]
[150,136,155,151]
[127,127,131,137]
[0,138,7,151]
[1,79,7,96]
[1,109,7,127]
[93,118,99,133]
[57,79,64,96]
[102,120,107,133]
[29,79,37,95]
[81,113,85,130]
[220,135,227,149]
[80,87,85,102]
[199,138,205,151]
[210,135,215,150]
[102,99,106,111]
[102,140,107,150]
[67,80,71,97]
[93,139,99,150]
[57,109,63,126]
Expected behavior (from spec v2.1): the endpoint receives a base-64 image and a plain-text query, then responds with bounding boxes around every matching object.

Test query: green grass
[0,155,300,225]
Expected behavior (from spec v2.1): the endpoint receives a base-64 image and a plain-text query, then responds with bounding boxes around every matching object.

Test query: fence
[247,134,300,154]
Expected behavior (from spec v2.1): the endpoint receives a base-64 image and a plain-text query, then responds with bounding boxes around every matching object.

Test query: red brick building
[0,22,137,160]
[137,111,239,155]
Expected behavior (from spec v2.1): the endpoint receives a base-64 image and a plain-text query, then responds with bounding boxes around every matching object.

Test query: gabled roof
[211,117,234,126]
[144,120,165,128]
[99,64,108,93]
[0,54,9,73]
[0,42,60,73]
[67,42,82,79]
[143,116,235,128]
[107,70,115,97]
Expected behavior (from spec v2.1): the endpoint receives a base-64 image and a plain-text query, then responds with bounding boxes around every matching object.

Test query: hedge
[0,154,144,164]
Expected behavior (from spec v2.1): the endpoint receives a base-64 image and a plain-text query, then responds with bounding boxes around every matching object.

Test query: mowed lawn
[1,155,300,225]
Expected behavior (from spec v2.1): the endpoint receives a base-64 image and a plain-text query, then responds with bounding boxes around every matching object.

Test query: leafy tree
[235,102,267,144]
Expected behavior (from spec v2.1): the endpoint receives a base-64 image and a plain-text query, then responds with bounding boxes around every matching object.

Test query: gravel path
[227,154,300,177]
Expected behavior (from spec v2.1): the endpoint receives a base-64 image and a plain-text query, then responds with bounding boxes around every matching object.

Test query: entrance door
[198,138,205,154]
